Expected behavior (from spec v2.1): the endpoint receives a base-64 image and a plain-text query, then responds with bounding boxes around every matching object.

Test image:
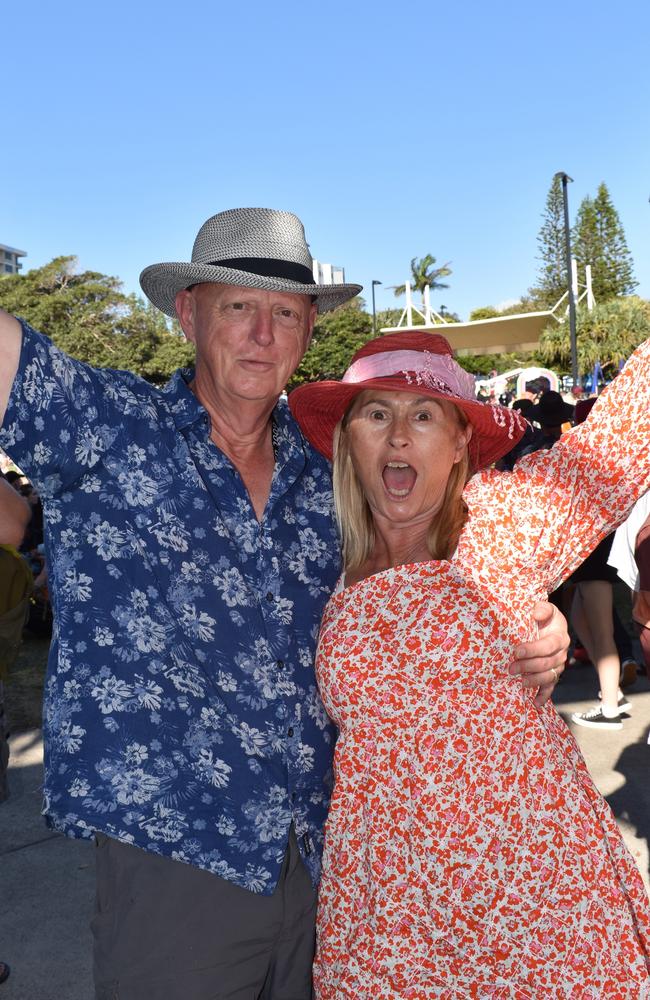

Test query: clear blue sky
[5,0,650,320]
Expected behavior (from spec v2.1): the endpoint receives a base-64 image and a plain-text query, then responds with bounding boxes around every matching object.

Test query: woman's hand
[509,601,569,708]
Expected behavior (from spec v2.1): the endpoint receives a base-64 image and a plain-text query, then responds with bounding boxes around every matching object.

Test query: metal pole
[556,172,578,385]
[371,280,382,334]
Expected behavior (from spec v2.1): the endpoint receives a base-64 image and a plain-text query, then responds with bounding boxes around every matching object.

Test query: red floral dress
[313,342,650,999]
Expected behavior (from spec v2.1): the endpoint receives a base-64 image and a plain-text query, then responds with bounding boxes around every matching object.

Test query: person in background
[0,474,32,989]
[518,389,574,457]
[568,397,637,730]
[608,491,650,680]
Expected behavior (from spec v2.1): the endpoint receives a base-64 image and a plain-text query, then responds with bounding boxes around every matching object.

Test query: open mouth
[382,461,417,498]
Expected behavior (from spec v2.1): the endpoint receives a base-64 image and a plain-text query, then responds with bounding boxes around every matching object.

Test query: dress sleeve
[0,319,156,498]
[465,338,650,594]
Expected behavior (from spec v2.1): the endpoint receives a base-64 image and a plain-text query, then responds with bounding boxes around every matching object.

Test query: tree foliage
[0,257,195,382]
[538,296,650,374]
[572,183,637,302]
[468,299,541,321]
[530,174,567,308]
[289,298,374,388]
[392,254,452,297]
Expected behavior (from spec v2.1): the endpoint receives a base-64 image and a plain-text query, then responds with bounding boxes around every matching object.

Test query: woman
[289,331,650,998]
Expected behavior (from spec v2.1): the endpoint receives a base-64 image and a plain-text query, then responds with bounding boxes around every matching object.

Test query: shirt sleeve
[0,319,157,498]
[465,338,650,595]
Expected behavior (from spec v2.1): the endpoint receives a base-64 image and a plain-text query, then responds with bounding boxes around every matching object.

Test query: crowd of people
[0,206,648,997]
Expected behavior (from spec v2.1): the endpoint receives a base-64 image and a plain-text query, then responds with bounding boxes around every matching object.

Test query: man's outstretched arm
[509,601,569,708]
[0,310,22,425]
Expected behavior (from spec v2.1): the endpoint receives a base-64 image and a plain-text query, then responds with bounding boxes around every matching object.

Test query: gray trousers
[92,828,317,1000]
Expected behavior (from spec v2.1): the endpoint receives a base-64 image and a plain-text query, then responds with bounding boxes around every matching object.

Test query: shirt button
[265,592,274,602]
[276,659,285,669]
[287,727,294,737]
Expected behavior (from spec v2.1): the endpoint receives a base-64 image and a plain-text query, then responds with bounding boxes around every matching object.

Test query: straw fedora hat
[289,331,529,470]
[140,207,362,316]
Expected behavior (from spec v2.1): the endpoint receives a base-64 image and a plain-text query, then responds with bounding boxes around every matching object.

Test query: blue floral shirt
[0,321,341,894]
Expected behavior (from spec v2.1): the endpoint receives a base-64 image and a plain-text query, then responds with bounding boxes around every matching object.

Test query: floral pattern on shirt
[0,320,341,894]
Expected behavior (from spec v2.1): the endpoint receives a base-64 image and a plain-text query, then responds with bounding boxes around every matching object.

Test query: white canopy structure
[381,263,595,358]
[380,310,557,357]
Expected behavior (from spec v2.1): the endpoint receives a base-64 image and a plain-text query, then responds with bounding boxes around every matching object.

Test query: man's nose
[251,308,274,345]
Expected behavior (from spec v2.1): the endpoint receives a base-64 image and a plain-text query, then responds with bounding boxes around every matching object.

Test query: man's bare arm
[509,601,569,709]
[0,310,23,425]
[0,477,31,547]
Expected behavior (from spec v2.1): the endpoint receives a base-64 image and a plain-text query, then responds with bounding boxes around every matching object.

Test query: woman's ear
[454,424,473,463]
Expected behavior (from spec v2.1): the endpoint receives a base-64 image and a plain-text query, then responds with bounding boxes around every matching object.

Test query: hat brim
[289,377,527,470]
[139,262,362,317]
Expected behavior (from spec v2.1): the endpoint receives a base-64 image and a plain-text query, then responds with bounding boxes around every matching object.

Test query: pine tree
[593,182,637,298]
[531,175,567,308]
[572,183,637,301]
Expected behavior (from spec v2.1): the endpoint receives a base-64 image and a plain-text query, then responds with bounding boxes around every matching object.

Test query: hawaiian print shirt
[0,320,341,894]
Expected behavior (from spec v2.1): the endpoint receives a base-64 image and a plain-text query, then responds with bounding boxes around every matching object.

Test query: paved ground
[0,664,649,1000]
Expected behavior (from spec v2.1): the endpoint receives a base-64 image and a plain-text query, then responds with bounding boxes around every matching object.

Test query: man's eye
[415,411,432,421]
[369,410,387,420]
[230,302,246,311]
[276,308,299,321]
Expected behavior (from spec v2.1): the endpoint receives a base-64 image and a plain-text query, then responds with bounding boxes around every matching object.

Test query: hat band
[342,349,476,401]
[207,257,315,285]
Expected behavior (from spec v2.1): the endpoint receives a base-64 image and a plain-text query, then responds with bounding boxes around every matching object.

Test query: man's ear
[305,301,318,351]
[175,288,196,344]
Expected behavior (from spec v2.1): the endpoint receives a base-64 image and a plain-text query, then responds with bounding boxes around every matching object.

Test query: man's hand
[509,601,569,709]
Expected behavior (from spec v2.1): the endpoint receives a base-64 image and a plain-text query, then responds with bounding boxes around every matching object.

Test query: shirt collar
[162,368,206,430]
[162,371,308,470]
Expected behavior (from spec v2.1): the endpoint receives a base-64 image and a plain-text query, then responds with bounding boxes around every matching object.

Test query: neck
[190,372,277,461]
[189,372,277,521]
[366,519,432,576]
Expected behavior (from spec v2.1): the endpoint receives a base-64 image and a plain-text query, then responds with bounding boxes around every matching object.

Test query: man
[0,208,568,999]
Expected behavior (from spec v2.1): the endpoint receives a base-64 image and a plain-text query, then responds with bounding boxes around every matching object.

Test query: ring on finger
[550,667,558,684]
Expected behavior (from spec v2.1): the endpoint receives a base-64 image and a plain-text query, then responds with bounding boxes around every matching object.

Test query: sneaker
[618,694,632,714]
[620,659,639,689]
[571,706,622,730]
[597,692,632,713]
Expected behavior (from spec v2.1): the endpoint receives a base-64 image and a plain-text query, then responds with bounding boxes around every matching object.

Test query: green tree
[0,256,194,381]
[530,174,567,308]
[290,298,373,387]
[468,298,541,321]
[572,183,637,301]
[392,255,452,298]
[538,296,650,373]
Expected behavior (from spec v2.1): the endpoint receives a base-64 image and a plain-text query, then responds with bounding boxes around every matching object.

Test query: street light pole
[371,280,382,334]
[555,171,579,386]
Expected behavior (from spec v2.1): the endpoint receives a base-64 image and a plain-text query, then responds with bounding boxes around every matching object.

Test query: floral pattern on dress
[313,339,650,996]
[0,321,341,893]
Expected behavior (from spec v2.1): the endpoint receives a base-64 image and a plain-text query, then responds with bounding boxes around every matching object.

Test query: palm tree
[392,254,452,297]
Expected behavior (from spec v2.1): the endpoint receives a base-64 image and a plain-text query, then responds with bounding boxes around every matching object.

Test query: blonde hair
[332,400,471,573]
